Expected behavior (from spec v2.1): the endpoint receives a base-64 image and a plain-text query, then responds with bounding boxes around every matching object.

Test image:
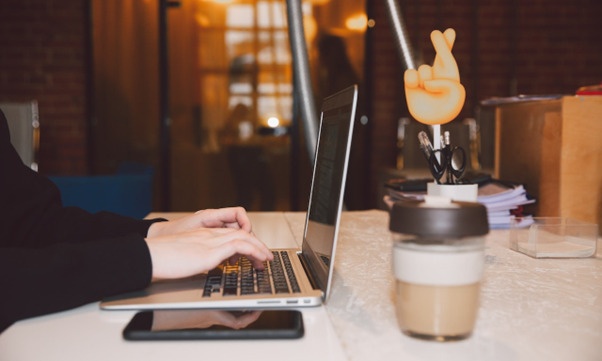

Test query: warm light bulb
[345,13,368,32]
[202,0,233,4]
[267,117,280,128]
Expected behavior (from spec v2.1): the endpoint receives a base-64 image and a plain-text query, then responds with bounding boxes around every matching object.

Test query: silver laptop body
[101,85,358,310]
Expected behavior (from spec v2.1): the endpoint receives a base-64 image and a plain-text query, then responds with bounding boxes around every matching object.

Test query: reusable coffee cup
[390,198,488,341]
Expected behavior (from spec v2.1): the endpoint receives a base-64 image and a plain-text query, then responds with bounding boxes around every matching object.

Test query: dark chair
[49,164,154,219]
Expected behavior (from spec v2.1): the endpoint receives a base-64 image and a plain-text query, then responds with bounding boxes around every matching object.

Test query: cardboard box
[493,96,602,228]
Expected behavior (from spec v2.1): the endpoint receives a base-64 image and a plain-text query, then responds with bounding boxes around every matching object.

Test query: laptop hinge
[297,252,320,291]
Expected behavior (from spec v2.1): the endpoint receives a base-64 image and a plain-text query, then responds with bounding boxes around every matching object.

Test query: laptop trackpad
[101,274,206,308]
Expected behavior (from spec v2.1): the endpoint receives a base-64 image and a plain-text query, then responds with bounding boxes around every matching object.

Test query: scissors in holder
[417,130,467,184]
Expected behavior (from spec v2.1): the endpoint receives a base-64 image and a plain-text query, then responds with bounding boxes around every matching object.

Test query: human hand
[150,310,262,331]
[404,28,466,125]
[145,226,273,280]
[147,207,253,238]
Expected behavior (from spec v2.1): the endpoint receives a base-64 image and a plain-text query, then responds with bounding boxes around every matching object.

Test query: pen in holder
[418,130,478,202]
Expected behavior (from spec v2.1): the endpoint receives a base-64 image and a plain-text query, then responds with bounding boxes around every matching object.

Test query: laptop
[101,84,358,310]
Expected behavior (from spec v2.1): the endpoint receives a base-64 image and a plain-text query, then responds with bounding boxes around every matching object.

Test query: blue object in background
[49,163,154,219]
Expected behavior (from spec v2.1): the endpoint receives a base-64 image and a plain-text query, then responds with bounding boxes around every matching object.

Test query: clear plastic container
[510,217,598,258]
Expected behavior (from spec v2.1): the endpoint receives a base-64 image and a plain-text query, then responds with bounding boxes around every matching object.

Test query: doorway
[90,0,368,212]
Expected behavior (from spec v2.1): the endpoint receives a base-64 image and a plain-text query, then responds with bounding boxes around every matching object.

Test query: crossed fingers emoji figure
[404,28,466,125]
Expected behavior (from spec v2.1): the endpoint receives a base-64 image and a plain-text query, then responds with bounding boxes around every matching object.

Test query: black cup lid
[389,199,489,238]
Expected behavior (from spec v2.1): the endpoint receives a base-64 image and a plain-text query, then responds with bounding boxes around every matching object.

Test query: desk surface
[1,210,601,361]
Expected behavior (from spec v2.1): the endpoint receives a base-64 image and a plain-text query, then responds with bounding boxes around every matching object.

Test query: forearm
[0,235,152,332]
[39,207,163,245]
[0,173,163,248]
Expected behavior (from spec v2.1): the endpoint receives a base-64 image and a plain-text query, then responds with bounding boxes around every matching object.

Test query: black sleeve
[0,234,153,332]
[0,110,156,332]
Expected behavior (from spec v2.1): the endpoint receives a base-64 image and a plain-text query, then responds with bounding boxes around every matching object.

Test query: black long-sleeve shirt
[0,110,158,332]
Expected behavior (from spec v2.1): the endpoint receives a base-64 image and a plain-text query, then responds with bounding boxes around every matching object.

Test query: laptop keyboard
[202,251,301,298]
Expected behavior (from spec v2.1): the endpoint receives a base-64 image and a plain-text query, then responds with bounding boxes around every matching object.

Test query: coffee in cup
[389,198,488,341]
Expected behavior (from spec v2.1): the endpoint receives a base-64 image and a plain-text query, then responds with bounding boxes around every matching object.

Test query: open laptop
[101,84,358,310]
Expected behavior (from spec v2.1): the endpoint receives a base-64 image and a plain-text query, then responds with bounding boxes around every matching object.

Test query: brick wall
[376,0,602,110]
[0,0,88,175]
[367,0,602,205]
[364,0,405,189]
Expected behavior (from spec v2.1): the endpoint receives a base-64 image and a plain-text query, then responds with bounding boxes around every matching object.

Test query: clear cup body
[392,233,485,341]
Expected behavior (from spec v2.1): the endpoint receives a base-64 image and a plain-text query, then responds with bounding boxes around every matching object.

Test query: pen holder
[427,182,478,202]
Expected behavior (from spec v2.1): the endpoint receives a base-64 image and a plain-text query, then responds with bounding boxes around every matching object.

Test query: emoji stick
[404,28,466,152]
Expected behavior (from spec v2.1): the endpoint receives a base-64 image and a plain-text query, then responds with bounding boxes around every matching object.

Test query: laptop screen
[301,85,358,301]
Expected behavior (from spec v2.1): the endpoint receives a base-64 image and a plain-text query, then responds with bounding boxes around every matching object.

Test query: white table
[1,210,601,361]
[303,210,602,361]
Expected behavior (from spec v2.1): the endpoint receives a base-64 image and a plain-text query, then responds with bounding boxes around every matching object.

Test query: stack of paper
[477,182,535,229]
[385,179,536,229]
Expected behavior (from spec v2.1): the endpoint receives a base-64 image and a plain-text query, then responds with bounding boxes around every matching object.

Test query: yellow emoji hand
[404,28,466,125]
